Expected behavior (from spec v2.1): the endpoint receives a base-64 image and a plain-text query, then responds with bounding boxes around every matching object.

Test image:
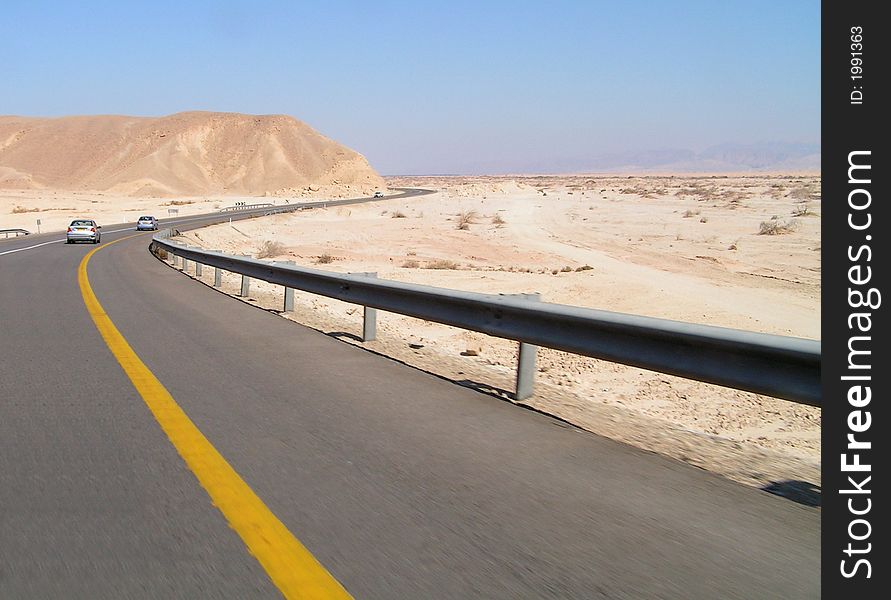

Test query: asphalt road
[0,192,820,599]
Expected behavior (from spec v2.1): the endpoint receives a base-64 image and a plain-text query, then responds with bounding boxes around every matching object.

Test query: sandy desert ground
[158,174,822,493]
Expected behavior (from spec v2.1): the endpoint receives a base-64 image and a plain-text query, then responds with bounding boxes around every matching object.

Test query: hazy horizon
[2,1,819,175]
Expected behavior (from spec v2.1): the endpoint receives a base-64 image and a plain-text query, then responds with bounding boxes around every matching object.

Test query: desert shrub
[699,216,708,223]
[682,209,698,218]
[575,265,593,272]
[788,186,820,201]
[759,219,799,235]
[316,253,334,264]
[11,205,39,213]
[257,240,286,258]
[401,259,420,268]
[391,210,407,218]
[425,259,459,270]
[728,240,739,251]
[491,213,506,226]
[456,210,478,230]
[791,203,812,217]
[560,266,573,272]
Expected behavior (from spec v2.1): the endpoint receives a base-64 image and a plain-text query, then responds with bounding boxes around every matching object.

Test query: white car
[373,191,384,198]
[66,219,102,244]
[136,215,159,231]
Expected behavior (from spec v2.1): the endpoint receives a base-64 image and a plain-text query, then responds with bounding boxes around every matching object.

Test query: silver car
[136,215,158,231]
[66,219,102,244]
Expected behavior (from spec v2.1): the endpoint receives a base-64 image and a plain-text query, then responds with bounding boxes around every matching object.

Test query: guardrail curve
[151,228,821,406]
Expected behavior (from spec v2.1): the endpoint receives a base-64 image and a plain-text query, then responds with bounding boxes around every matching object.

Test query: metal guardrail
[219,203,275,213]
[151,229,821,406]
[1,228,31,239]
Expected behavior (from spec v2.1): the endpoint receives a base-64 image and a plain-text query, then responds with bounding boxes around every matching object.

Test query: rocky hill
[0,111,384,196]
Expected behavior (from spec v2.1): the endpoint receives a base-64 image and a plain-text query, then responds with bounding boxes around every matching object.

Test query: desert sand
[166,174,821,491]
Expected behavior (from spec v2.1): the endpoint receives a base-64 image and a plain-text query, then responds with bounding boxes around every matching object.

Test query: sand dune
[0,111,384,196]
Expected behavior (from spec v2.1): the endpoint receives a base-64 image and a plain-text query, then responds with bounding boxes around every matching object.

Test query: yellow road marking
[78,236,351,599]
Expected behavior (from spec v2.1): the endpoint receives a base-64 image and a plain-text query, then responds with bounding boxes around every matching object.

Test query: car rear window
[139,216,154,221]
[71,220,93,226]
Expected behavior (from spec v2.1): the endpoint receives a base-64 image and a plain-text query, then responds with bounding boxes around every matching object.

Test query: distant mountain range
[585,142,821,173]
[432,142,820,176]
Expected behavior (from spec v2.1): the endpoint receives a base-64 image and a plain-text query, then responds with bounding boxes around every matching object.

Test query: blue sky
[2,1,820,174]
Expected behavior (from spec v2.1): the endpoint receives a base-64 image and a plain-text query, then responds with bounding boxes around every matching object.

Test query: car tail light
[90,227,96,232]
[67,227,73,232]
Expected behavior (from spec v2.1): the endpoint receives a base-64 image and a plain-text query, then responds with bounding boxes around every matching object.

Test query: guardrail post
[195,262,202,277]
[354,272,378,342]
[276,261,296,312]
[209,250,222,286]
[240,258,251,297]
[514,293,540,400]
[182,257,190,271]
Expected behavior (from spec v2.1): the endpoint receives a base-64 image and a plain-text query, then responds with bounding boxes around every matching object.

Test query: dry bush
[575,265,593,272]
[391,210,407,218]
[728,240,739,251]
[424,259,460,270]
[791,203,813,217]
[491,213,506,226]
[788,186,820,201]
[163,200,195,206]
[257,240,286,259]
[699,216,709,223]
[682,209,700,218]
[11,205,39,213]
[456,210,478,230]
[401,259,420,268]
[759,219,800,235]
[315,253,335,264]
[560,266,573,272]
